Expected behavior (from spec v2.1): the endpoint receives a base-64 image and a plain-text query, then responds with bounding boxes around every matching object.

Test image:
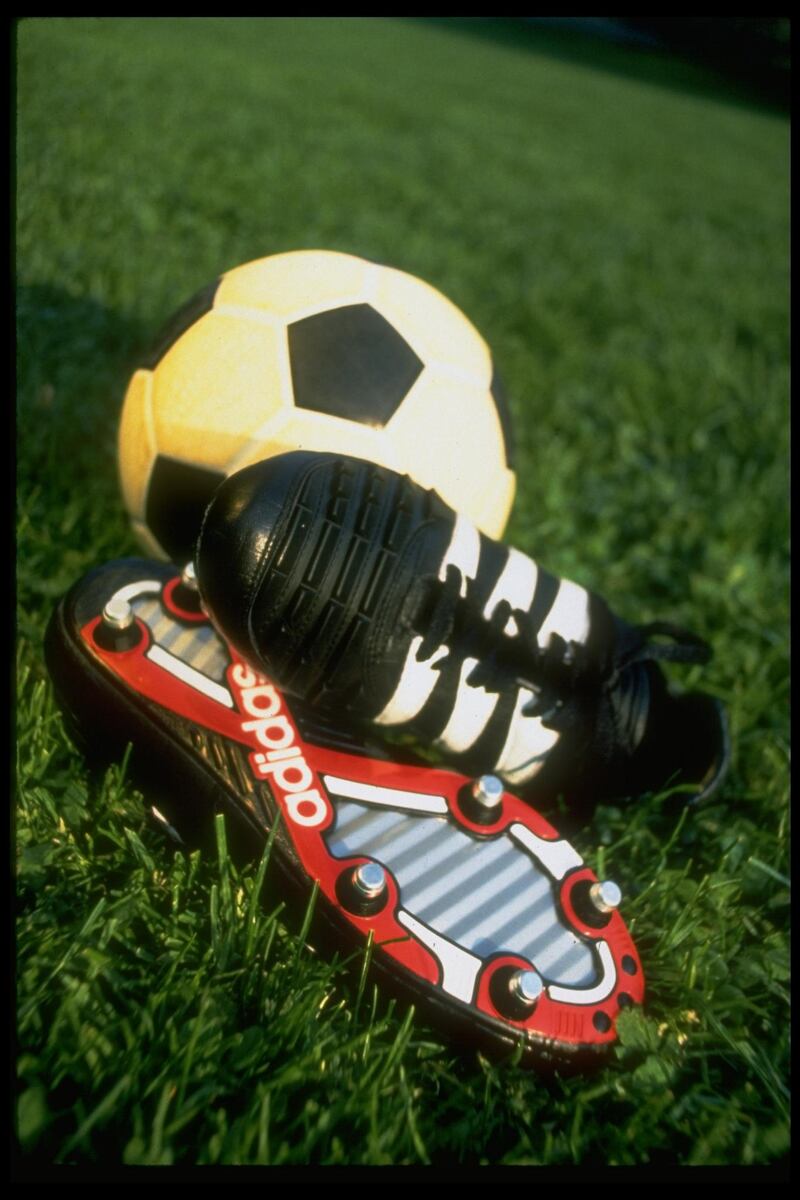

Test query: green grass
[16,17,789,1167]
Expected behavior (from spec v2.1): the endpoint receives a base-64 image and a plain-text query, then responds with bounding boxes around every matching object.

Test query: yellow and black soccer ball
[119,250,516,563]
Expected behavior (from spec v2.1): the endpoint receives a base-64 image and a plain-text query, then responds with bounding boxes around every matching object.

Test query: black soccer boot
[195,451,730,811]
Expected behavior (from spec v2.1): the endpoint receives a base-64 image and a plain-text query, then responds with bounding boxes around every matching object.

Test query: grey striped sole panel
[132,596,229,683]
[325,799,597,988]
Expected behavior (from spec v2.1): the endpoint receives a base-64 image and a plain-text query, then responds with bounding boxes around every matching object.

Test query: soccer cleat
[196,452,730,812]
[45,558,645,1066]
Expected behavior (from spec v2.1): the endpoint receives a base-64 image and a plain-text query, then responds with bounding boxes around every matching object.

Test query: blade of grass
[56,1072,131,1160]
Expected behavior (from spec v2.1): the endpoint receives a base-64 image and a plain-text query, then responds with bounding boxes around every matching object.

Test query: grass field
[16,17,789,1168]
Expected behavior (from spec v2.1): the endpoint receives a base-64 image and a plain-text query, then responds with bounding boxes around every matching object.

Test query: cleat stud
[352,861,387,901]
[508,968,544,1010]
[172,562,204,615]
[460,774,504,826]
[336,860,389,917]
[181,561,199,591]
[471,774,504,810]
[102,596,134,632]
[567,877,622,930]
[589,880,622,914]
[94,592,143,652]
[489,964,544,1020]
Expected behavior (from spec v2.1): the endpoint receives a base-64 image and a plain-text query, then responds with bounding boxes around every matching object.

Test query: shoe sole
[45,558,645,1067]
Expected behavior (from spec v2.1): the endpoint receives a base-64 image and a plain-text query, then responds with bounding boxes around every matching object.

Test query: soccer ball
[119,250,516,563]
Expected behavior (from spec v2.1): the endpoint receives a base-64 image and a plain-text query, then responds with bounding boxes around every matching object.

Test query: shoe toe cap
[195,452,331,664]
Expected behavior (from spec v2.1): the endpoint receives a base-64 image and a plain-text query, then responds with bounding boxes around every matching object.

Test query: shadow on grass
[15,286,153,634]
[16,283,150,469]
[410,18,789,118]
[16,283,148,397]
